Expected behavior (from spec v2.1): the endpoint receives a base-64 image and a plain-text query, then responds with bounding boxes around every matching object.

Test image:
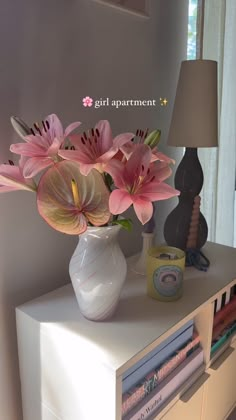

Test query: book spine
[213,295,236,327]
[122,324,193,394]
[157,335,200,382]
[122,335,200,416]
[212,309,236,340]
[123,319,194,384]
[124,347,204,420]
[211,320,236,355]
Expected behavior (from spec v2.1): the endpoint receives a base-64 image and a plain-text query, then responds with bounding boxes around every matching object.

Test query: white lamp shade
[168,60,218,148]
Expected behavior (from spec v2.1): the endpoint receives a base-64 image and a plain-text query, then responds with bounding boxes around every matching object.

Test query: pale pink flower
[121,129,175,165]
[37,161,111,235]
[58,120,134,175]
[0,157,36,192]
[82,96,93,107]
[10,114,81,178]
[107,144,179,225]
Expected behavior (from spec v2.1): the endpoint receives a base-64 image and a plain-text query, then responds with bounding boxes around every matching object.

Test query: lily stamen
[34,123,42,136]
[42,120,47,132]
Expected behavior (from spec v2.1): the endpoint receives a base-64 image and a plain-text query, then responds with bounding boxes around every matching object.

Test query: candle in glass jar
[146,246,186,301]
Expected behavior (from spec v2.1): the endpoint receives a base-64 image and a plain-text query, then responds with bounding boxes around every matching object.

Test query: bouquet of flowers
[0,114,179,235]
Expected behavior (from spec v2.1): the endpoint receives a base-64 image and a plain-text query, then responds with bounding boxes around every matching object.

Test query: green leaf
[112,218,133,231]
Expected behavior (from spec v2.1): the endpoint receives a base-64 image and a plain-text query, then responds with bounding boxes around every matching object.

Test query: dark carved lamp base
[164,148,209,270]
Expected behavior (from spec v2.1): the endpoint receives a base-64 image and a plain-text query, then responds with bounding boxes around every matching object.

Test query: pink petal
[109,189,133,215]
[105,159,126,188]
[132,197,153,224]
[23,133,52,149]
[99,134,134,164]
[79,163,97,176]
[24,134,46,146]
[0,185,22,192]
[19,155,30,171]
[10,142,46,157]
[139,182,180,200]
[69,134,81,148]
[125,144,152,182]
[58,149,94,165]
[64,122,81,138]
[149,162,172,182]
[23,157,53,178]
[47,137,62,157]
[0,164,36,192]
[113,133,134,149]
[95,120,113,153]
[0,165,21,178]
[152,150,175,164]
[46,114,64,141]
[120,142,136,160]
[97,147,119,164]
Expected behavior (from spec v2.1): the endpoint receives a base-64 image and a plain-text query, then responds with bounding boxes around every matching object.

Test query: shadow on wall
[0,192,77,305]
[0,191,77,420]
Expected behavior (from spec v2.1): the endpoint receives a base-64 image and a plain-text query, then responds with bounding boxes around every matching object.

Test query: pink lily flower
[37,161,111,235]
[121,129,175,165]
[107,144,179,225]
[151,147,175,165]
[10,114,81,178]
[0,157,36,192]
[58,120,134,175]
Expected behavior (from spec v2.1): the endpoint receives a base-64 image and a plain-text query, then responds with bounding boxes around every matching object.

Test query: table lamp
[163,59,218,269]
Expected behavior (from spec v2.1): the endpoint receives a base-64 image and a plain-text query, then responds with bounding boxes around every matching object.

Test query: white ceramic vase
[69,224,127,321]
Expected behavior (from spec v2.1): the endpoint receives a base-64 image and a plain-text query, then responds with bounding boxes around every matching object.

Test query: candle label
[153,266,182,297]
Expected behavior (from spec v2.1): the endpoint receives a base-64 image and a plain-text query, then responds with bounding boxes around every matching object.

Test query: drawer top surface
[16,242,236,375]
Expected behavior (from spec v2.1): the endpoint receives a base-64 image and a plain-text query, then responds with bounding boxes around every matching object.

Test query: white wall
[0,1,188,419]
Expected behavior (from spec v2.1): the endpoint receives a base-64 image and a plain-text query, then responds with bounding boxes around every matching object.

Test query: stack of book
[122,320,203,419]
[211,291,236,356]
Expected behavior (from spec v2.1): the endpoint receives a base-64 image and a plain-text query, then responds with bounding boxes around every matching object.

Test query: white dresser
[16,242,236,420]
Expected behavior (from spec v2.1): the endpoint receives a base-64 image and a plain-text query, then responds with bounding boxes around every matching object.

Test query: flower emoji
[82,96,93,107]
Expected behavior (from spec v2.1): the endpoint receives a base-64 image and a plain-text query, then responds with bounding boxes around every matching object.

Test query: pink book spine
[213,296,236,327]
[157,334,200,382]
[124,347,204,420]
[212,309,236,340]
[122,334,200,417]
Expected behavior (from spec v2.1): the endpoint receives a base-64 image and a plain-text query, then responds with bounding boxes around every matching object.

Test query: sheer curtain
[199,0,236,246]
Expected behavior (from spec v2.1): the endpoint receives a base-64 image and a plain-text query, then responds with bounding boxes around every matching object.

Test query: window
[187,0,198,60]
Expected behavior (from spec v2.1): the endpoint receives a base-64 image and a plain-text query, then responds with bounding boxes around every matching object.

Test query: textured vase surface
[69,224,127,321]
